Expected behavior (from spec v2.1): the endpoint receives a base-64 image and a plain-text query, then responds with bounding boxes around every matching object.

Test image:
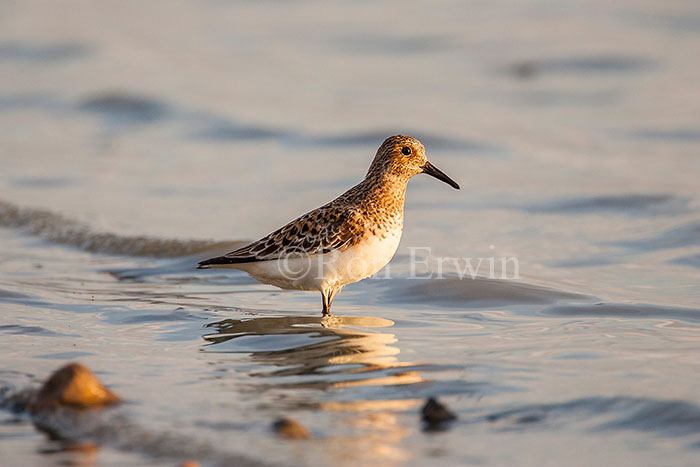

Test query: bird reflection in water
[203,315,429,392]
[202,314,430,463]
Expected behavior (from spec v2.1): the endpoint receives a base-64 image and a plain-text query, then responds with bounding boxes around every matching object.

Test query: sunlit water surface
[1,1,700,466]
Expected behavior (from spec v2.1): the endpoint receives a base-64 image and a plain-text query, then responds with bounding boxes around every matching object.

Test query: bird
[198,135,460,316]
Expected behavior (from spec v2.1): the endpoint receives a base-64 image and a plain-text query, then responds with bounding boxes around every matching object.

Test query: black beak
[422,161,460,190]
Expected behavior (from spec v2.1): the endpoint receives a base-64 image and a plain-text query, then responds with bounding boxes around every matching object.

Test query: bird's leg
[321,291,331,316]
[321,287,339,316]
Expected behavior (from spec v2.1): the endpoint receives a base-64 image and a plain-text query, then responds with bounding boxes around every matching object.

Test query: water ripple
[0,199,242,258]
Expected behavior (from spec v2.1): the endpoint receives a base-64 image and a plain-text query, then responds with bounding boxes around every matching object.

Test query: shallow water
[1,0,700,465]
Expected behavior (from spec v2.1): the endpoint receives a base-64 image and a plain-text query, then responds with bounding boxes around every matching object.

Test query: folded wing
[198,206,365,267]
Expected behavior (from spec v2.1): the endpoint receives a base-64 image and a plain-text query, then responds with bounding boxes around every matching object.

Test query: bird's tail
[197,255,247,269]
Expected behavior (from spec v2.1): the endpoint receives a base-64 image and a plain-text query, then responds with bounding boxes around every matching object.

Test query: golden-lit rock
[421,397,456,429]
[179,461,200,467]
[272,417,311,440]
[31,363,120,412]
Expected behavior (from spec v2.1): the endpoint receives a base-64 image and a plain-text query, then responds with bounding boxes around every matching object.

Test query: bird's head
[367,135,460,190]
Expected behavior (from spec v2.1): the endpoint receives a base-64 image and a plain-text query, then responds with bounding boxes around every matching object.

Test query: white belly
[232,227,402,292]
[321,228,402,288]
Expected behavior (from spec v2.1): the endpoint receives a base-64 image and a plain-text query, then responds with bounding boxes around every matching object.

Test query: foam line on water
[0,199,242,258]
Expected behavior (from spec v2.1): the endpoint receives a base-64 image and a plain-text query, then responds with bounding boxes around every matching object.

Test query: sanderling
[198,135,460,315]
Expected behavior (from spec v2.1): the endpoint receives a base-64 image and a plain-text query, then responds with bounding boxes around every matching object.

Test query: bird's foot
[320,313,338,328]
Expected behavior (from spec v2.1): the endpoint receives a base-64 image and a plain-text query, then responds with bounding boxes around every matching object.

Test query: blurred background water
[1,0,699,465]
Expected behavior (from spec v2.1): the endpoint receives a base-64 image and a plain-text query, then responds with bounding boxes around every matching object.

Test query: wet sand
[2,0,700,466]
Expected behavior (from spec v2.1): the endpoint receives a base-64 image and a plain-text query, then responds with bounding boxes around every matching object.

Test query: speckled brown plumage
[199,135,420,266]
[198,135,460,316]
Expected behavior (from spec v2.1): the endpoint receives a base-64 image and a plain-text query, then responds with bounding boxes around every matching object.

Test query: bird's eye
[401,146,412,156]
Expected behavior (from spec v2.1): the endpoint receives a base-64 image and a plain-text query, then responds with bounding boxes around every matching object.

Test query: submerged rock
[421,397,457,430]
[272,417,311,440]
[1,363,265,465]
[31,362,120,412]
